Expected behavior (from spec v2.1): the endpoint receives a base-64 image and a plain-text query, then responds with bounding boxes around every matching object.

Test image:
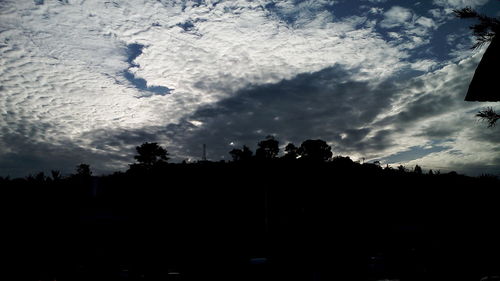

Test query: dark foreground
[3,161,500,281]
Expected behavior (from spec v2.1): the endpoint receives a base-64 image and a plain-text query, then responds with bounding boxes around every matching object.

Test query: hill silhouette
[2,138,500,281]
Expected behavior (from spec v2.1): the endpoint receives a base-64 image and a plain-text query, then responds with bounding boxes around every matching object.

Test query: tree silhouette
[477,107,500,127]
[133,142,169,168]
[51,170,61,181]
[453,7,499,49]
[3,135,500,281]
[282,143,299,161]
[454,4,500,125]
[229,145,253,162]
[298,139,332,162]
[397,165,407,173]
[331,155,354,166]
[255,136,279,160]
[414,164,423,174]
[35,172,46,182]
[76,163,92,177]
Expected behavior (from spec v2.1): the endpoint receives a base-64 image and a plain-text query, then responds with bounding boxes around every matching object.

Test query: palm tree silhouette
[454,6,500,126]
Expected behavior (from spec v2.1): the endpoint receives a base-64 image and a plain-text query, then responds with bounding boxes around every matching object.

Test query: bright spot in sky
[189,120,204,127]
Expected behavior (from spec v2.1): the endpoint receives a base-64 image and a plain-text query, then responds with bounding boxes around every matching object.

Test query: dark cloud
[2,0,500,179]
[0,133,128,178]
[166,65,401,160]
[66,64,403,165]
[78,122,203,163]
[399,95,456,123]
[77,58,485,169]
[375,54,480,131]
[468,123,500,143]
[416,124,460,139]
[449,155,500,176]
[3,54,497,177]
[376,91,460,129]
[88,54,495,174]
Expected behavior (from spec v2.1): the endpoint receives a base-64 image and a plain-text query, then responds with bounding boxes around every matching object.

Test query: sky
[1,0,499,177]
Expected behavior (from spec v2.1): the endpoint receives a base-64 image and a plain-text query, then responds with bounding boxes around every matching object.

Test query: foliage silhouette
[414,164,423,174]
[297,139,332,162]
[477,107,500,127]
[229,145,253,162]
[2,136,500,281]
[454,4,500,123]
[282,143,299,161]
[129,142,169,172]
[76,163,92,177]
[453,6,499,49]
[51,170,61,181]
[397,164,407,172]
[255,135,279,160]
[35,171,46,182]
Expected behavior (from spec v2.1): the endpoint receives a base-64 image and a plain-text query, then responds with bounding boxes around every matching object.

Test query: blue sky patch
[124,43,171,97]
[377,141,451,164]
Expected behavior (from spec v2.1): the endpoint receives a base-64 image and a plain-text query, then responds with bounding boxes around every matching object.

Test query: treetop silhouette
[129,142,169,171]
[229,145,253,162]
[228,137,333,163]
[453,6,499,50]
[76,163,92,177]
[283,143,299,161]
[297,139,333,162]
[255,135,279,160]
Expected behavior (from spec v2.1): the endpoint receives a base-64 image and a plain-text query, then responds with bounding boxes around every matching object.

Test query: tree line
[3,136,499,281]
[2,135,496,183]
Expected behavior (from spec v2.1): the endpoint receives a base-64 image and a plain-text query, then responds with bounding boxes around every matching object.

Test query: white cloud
[379,6,439,50]
[368,7,384,15]
[415,16,436,29]
[1,0,498,177]
[380,6,437,34]
[431,0,490,20]
[410,59,438,71]
[370,49,500,175]
[387,32,402,39]
[380,6,413,29]
[403,129,500,175]
[428,8,444,18]
[268,0,337,26]
[0,0,412,175]
[433,0,489,9]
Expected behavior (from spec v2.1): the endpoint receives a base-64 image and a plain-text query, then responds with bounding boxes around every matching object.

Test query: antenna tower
[202,144,207,161]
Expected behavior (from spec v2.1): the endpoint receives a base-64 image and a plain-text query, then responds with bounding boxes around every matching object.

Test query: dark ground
[3,160,500,281]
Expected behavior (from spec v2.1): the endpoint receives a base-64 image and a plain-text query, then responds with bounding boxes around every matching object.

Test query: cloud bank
[0,0,498,177]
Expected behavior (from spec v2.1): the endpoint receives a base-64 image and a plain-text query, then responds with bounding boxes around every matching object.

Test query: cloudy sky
[1,0,499,177]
